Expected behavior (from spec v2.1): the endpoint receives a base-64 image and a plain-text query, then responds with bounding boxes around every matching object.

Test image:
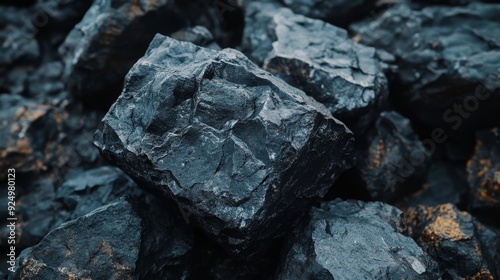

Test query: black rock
[351,2,500,134]
[276,199,441,279]
[243,3,389,134]
[10,196,194,279]
[280,0,377,27]
[467,128,500,226]
[94,34,354,257]
[58,0,218,107]
[356,111,430,202]
[398,161,469,207]
[402,204,500,279]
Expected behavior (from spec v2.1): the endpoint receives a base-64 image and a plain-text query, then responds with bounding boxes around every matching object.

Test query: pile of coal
[351,2,500,134]
[94,34,354,257]
[1,0,500,279]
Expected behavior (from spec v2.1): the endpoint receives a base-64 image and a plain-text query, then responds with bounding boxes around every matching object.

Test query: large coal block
[467,128,500,225]
[94,34,354,257]
[10,196,194,279]
[58,0,211,107]
[243,3,388,134]
[276,199,441,279]
[351,3,500,134]
[402,204,500,279]
[355,111,430,202]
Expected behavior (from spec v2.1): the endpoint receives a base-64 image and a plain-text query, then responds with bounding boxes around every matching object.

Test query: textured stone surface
[94,34,354,257]
[402,204,500,279]
[276,199,441,279]
[356,111,430,202]
[10,197,193,279]
[351,2,500,133]
[59,0,196,105]
[467,128,500,225]
[243,3,388,134]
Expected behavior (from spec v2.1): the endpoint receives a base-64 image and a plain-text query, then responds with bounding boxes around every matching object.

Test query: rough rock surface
[0,95,103,181]
[402,204,500,279]
[94,34,354,257]
[351,3,500,133]
[276,199,441,279]
[59,0,196,105]
[356,111,430,202]
[243,3,388,134]
[467,128,500,225]
[10,196,193,280]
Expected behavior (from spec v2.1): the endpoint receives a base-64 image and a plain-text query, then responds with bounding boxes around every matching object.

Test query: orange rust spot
[352,34,362,43]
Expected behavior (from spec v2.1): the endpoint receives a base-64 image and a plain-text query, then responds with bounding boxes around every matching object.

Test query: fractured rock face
[243,3,388,134]
[94,34,354,257]
[59,0,193,106]
[276,199,441,280]
[357,111,430,202]
[402,204,500,279]
[467,128,500,224]
[351,2,500,133]
[11,196,193,280]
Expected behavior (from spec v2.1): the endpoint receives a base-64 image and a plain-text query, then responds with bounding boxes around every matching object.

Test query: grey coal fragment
[351,2,500,133]
[276,199,441,280]
[357,111,430,202]
[243,3,388,134]
[10,196,193,280]
[94,34,354,257]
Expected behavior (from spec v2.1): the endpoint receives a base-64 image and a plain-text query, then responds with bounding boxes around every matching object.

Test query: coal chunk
[276,199,441,279]
[402,204,500,279]
[58,0,196,106]
[243,3,388,134]
[467,128,500,225]
[10,196,193,279]
[94,34,354,257]
[356,111,430,202]
[351,3,500,134]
